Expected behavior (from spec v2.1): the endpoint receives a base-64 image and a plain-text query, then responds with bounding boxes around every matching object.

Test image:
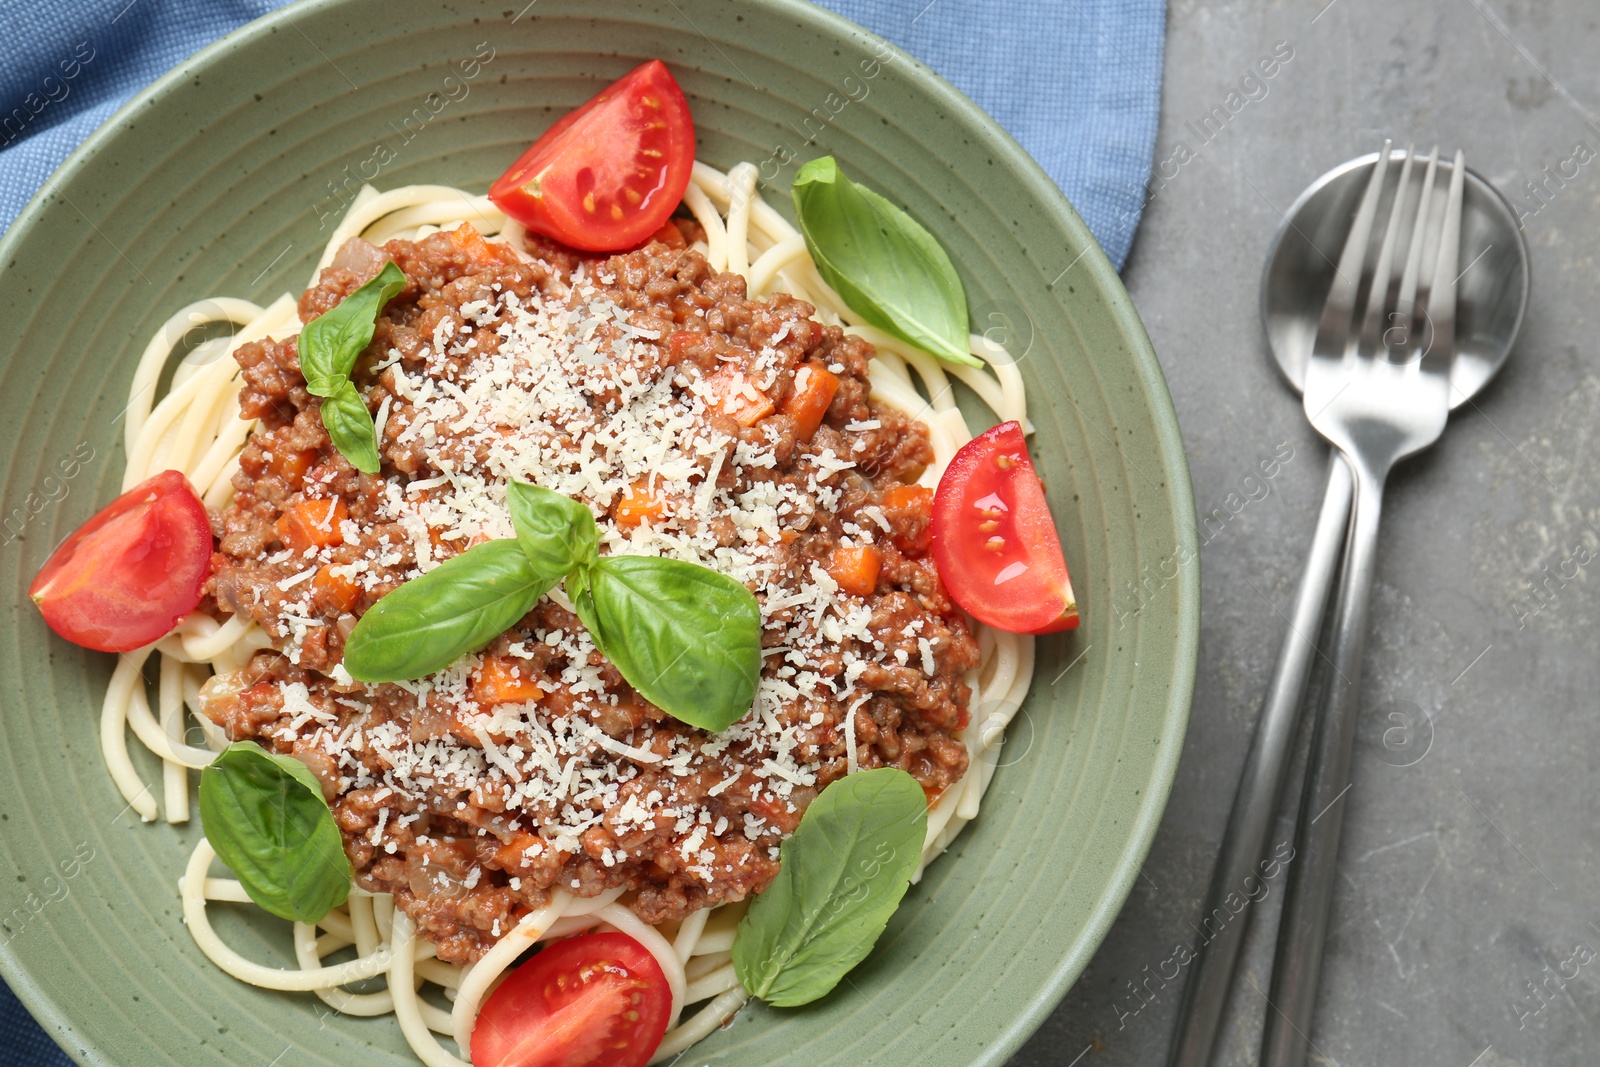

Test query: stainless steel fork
[1258,145,1464,1067]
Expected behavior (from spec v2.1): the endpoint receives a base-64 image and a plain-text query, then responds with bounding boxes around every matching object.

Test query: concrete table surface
[1010,2,1600,1066]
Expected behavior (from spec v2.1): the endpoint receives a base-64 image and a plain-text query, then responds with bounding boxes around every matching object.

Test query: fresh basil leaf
[584,555,761,732]
[507,481,598,578]
[344,539,553,682]
[732,768,927,1006]
[566,561,593,623]
[320,380,381,475]
[198,740,352,924]
[300,260,406,396]
[791,156,980,369]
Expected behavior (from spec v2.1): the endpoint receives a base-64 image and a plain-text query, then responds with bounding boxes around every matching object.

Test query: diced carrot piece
[613,481,669,529]
[705,363,774,426]
[268,448,319,485]
[645,221,688,249]
[828,545,881,597]
[448,223,489,257]
[780,363,840,440]
[493,831,549,874]
[882,484,933,510]
[426,524,459,554]
[311,565,362,614]
[447,222,517,266]
[472,657,545,707]
[275,498,348,551]
[880,483,934,556]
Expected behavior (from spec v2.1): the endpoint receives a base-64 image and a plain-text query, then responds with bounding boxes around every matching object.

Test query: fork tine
[1392,147,1440,360]
[1357,145,1416,354]
[1313,140,1392,352]
[1421,149,1466,370]
[1394,149,1439,320]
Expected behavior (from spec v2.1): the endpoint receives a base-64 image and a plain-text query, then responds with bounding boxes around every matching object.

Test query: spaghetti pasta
[106,161,1036,1064]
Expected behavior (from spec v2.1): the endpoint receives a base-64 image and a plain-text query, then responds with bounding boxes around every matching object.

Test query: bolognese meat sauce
[198,219,979,963]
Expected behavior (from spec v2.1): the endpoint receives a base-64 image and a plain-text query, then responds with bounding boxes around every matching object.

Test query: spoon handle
[1260,459,1386,1067]
[1165,453,1351,1067]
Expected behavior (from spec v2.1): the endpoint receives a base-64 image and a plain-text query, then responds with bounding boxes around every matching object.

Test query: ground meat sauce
[198,219,979,962]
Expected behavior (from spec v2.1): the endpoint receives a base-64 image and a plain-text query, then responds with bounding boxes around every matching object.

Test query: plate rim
[0,0,1199,1061]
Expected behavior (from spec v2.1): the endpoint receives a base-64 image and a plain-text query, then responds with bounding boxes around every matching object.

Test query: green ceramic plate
[0,2,1197,1064]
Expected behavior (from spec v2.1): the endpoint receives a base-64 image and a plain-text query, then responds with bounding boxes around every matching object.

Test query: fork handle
[1260,457,1386,1067]
[1164,454,1352,1067]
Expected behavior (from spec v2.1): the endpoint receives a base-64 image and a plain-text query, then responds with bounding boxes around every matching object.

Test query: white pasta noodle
[747,232,808,296]
[685,950,732,980]
[673,906,710,965]
[391,910,474,1067]
[647,986,751,1064]
[721,162,760,280]
[182,839,401,991]
[104,161,1038,1064]
[681,179,729,273]
[158,655,189,822]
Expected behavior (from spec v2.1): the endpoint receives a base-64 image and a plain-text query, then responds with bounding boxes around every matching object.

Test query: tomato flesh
[471,931,672,1067]
[930,422,1078,634]
[489,60,695,252]
[29,470,213,652]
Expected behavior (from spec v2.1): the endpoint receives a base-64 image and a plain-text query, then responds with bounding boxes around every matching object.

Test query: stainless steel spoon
[1165,147,1527,1067]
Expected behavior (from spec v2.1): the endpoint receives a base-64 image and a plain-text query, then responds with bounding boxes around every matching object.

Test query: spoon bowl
[1262,147,1529,407]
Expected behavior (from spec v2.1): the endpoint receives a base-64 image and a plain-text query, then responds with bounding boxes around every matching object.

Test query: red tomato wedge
[28,470,213,652]
[471,931,672,1067]
[930,422,1079,634]
[489,60,695,252]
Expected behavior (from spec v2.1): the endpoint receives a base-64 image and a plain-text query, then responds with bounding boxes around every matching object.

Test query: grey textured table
[1011,2,1599,1065]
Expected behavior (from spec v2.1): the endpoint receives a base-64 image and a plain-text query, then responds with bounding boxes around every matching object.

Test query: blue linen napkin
[0,0,1164,1063]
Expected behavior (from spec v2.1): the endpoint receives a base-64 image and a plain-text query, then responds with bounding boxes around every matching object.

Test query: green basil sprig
[342,482,762,733]
[732,768,928,1006]
[299,260,406,474]
[791,156,980,369]
[507,481,597,577]
[575,554,762,733]
[321,381,383,474]
[343,540,556,683]
[198,741,352,923]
